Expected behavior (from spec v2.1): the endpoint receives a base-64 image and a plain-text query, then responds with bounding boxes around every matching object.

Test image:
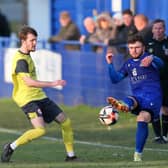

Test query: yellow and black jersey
[12,50,47,107]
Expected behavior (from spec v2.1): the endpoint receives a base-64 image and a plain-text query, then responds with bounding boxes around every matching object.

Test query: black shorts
[21,98,63,123]
[161,80,168,107]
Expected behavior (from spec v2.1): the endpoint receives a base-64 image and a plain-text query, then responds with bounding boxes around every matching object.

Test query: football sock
[10,127,46,150]
[60,118,75,156]
[162,114,168,137]
[123,97,135,110]
[152,117,161,137]
[135,122,148,153]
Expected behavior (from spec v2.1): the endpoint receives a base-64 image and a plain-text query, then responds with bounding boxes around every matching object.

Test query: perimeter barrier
[0,37,131,107]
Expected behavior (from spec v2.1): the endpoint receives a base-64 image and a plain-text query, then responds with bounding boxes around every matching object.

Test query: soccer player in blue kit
[106,35,163,161]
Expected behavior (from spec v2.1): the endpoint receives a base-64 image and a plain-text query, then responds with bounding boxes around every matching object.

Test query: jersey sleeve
[108,64,125,83]
[119,61,128,78]
[15,59,29,74]
[152,56,164,70]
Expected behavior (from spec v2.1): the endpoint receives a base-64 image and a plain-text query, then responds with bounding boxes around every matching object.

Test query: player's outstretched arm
[140,55,153,67]
[140,55,164,69]
[22,76,66,88]
[106,49,125,83]
[108,64,125,83]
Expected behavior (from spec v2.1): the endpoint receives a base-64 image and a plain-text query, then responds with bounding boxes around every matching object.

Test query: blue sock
[135,121,148,153]
[123,97,135,110]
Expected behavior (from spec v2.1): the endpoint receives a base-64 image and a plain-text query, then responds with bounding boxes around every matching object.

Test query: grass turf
[0,98,168,168]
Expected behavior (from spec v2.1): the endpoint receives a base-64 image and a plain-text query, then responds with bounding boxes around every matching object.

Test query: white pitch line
[0,127,168,152]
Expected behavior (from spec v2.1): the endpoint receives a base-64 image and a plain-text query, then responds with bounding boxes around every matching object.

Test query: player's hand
[52,80,66,87]
[106,49,114,64]
[140,55,153,67]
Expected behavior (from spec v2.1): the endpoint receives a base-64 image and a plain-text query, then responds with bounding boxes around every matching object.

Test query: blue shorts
[131,94,162,120]
[21,98,63,123]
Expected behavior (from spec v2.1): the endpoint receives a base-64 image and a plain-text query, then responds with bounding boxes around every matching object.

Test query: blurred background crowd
[0,0,167,51]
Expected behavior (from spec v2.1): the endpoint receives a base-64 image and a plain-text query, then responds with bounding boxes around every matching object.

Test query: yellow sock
[15,127,46,147]
[61,118,74,154]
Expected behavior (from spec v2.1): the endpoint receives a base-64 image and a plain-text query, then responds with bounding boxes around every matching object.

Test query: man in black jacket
[134,14,152,45]
[108,9,137,46]
[146,19,168,144]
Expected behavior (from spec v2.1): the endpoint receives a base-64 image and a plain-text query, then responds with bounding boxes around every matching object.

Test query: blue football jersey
[108,52,163,118]
[119,53,162,97]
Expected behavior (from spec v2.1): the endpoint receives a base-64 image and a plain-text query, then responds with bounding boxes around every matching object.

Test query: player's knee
[25,127,46,143]
[60,118,73,133]
[55,112,67,123]
[137,111,151,123]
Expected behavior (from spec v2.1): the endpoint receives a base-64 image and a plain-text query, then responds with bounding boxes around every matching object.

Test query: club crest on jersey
[148,48,153,53]
[130,67,147,84]
[132,68,137,76]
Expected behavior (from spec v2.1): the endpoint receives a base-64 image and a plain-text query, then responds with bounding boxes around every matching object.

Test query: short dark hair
[152,19,165,28]
[18,25,38,40]
[60,11,70,19]
[127,35,145,45]
[122,9,133,16]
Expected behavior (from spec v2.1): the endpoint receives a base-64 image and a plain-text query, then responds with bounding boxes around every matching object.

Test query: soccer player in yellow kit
[1,26,77,162]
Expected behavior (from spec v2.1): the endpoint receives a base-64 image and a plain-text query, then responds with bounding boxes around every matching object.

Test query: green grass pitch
[0,98,168,168]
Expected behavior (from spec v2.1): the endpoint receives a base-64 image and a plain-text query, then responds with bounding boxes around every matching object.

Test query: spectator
[95,12,116,44]
[79,17,99,52]
[0,10,11,37]
[48,11,81,50]
[79,17,97,44]
[113,12,125,37]
[94,12,116,53]
[146,19,168,143]
[106,12,128,57]
[108,9,137,46]
[134,14,152,44]
[122,9,137,36]
[108,12,126,45]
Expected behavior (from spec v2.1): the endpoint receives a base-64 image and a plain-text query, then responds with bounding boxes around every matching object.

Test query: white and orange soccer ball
[99,105,119,126]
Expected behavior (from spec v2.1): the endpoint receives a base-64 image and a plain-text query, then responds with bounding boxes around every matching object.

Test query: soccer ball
[99,105,119,126]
